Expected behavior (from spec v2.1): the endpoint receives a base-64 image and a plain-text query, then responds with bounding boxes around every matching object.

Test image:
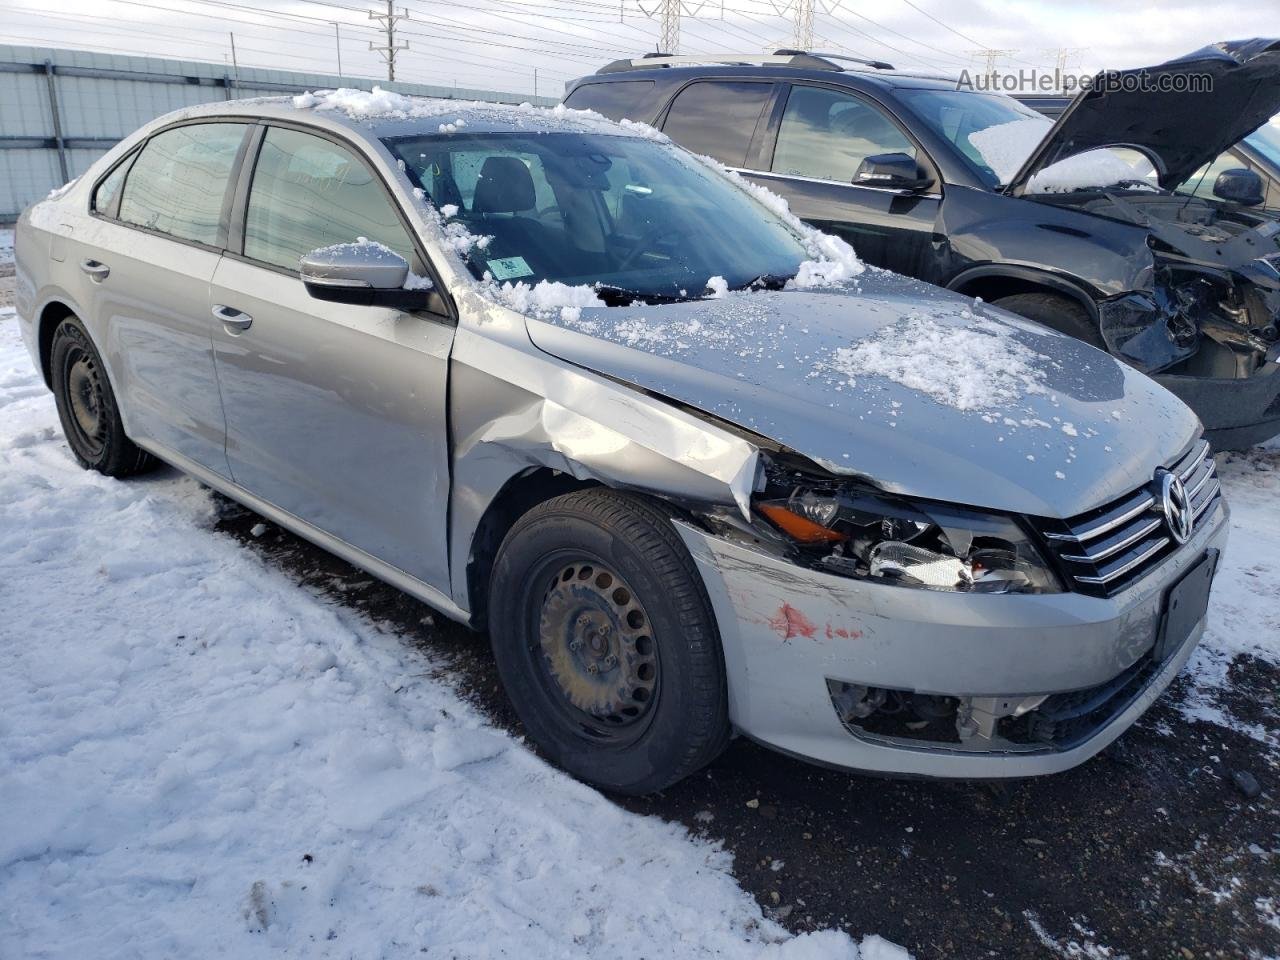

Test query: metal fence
[0,44,559,221]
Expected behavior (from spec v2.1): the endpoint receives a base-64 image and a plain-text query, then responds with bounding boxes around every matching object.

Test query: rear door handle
[80,259,110,281]
[212,304,253,333]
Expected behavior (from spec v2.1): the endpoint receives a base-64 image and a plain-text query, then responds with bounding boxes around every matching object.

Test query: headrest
[472,156,536,213]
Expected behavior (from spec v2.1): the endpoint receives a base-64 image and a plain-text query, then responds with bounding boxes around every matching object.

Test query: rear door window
[117,122,247,245]
[563,80,657,122]
[243,126,420,272]
[661,81,772,168]
[770,85,916,182]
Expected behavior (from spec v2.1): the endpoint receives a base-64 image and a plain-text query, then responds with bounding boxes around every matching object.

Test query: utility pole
[334,23,344,78]
[228,32,239,89]
[533,67,539,101]
[369,2,409,82]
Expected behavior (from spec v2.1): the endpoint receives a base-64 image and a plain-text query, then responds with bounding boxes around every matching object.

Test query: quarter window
[770,86,916,183]
[661,81,773,168]
[117,123,246,245]
[92,155,132,216]
[244,126,419,271]
[563,80,657,123]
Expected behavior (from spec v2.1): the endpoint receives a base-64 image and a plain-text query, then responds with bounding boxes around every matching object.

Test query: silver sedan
[14,93,1226,793]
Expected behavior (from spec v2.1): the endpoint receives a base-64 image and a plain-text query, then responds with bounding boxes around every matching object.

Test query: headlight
[756,485,1061,594]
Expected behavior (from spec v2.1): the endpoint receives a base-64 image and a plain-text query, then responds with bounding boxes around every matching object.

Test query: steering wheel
[615,224,689,272]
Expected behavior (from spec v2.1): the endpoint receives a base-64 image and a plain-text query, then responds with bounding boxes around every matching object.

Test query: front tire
[49,315,156,477]
[992,292,1106,349]
[488,489,730,795]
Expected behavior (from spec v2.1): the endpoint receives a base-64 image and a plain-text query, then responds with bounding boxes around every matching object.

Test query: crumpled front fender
[446,314,759,615]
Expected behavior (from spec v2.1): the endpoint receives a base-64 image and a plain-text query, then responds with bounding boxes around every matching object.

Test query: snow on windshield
[968,116,1159,193]
[819,310,1055,415]
[967,116,1053,184]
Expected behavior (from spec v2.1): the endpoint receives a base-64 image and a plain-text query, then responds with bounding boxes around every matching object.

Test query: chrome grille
[1036,440,1221,596]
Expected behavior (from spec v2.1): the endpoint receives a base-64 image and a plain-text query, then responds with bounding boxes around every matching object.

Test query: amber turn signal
[757,502,847,544]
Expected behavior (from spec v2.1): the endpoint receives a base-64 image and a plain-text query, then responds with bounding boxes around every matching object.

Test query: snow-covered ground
[1,229,1277,957]
[0,305,906,955]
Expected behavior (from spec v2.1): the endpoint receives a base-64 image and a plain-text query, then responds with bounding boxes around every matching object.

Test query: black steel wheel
[488,489,730,794]
[49,315,156,477]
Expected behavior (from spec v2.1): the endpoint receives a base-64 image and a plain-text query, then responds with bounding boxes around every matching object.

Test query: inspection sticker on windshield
[486,256,534,281]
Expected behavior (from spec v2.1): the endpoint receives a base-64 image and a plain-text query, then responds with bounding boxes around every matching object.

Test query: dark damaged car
[565,40,1280,448]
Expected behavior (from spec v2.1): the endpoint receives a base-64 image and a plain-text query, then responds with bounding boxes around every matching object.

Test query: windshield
[1245,120,1280,168]
[896,89,1051,188]
[384,131,808,302]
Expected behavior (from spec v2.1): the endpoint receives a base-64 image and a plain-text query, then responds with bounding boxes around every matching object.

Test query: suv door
[210,124,454,592]
[82,120,249,476]
[741,83,942,276]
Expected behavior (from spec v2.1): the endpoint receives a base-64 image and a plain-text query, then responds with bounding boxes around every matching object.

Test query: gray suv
[14,92,1227,794]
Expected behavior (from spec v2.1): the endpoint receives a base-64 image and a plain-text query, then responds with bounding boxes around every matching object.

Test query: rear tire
[992,292,1106,349]
[49,315,156,477]
[487,489,730,795]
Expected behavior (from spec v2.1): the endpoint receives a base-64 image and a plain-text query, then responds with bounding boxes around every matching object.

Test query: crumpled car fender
[446,315,759,614]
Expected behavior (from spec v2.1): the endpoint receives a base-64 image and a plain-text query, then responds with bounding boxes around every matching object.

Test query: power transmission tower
[768,0,841,53]
[369,2,409,82]
[1041,46,1087,84]
[635,1,721,54]
[966,48,1017,78]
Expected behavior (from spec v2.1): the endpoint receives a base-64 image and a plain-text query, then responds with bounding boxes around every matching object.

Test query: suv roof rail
[595,51,853,74]
[773,49,895,71]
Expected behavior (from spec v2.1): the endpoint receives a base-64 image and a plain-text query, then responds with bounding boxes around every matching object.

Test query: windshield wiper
[733,273,794,292]
[592,284,693,306]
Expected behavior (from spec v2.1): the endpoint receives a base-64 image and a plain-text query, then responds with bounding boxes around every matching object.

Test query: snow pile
[968,117,1158,193]
[967,116,1053,184]
[0,310,901,959]
[706,275,729,298]
[707,161,864,290]
[292,87,620,137]
[1027,151,1159,195]
[822,311,1052,413]
[489,278,605,323]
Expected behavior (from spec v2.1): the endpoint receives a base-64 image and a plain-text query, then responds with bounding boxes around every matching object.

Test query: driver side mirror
[300,243,444,312]
[1213,167,1265,207]
[854,153,934,193]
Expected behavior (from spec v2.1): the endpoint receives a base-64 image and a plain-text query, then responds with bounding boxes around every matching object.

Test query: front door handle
[80,259,110,282]
[212,304,253,333]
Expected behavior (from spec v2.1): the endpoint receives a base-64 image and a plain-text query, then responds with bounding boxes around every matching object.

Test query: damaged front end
[1090,198,1280,448]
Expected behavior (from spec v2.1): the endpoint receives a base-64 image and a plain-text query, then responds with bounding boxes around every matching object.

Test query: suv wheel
[992,292,1106,349]
[50,315,156,477]
[487,489,730,795]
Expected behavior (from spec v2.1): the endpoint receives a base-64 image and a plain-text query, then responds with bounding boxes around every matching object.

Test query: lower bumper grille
[997,652,1161,750]
[1032,440,1221,597]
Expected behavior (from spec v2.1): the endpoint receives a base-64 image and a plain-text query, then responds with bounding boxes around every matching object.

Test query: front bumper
[1156,365,1280,451]
[675,501,1229,779]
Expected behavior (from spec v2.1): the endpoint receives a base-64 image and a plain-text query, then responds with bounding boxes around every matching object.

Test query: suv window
[244,126,419,271]
[661,81,772,168]
[117,123,246,245]
[563,80,656,123]
[770,85,916,183]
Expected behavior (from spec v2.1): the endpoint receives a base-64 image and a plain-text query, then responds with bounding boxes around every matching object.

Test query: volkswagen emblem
[1156,468,1193,545]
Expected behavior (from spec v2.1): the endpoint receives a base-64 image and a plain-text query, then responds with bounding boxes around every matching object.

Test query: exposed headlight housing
[755,483,1061,595]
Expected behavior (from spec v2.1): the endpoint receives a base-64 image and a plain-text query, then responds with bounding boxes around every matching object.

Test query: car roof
[572,62,963,94]
[165,92,643,141]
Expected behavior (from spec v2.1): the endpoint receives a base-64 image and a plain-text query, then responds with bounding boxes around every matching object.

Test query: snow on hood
[525,275,1200,520]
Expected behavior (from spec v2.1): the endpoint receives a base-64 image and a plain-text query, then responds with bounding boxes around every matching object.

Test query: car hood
[1009,38,1280,192]
[524,275,1200,520]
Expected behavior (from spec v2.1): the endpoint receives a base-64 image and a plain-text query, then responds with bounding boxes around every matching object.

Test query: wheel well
[465,468,597,631]
[36,300,76,388]
[951,274,1095,317]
